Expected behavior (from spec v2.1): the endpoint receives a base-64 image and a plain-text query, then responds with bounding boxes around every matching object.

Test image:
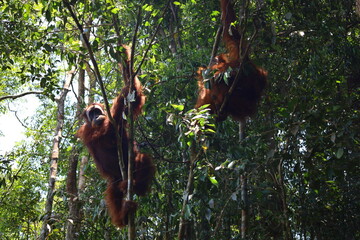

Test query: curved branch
[8,107,27,128]
[0,91,44,102]
[208,25,223,66]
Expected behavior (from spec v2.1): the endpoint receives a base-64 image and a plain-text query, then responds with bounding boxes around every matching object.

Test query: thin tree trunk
[77,156,88,191]
[65,149,81,239]
[239,120,248,240]
[178,145,197,240]
[240,174,247,239]
[278,158,293,240]
[127,47,137,240]
[85,62,96,104]
[164,181,173,240]
[65,65,85,240]
[39,69,74,240]
[275,132,293,240]
[113,12,139,236]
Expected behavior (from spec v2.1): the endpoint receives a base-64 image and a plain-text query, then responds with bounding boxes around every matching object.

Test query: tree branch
[63,0,127,180]
[0,91,44,102]
[218,0,259,119]
[133,0,171,77]
[208,25,223,66]
[39,69,75,240]
[126,6,142,239]
[178,145,202,239]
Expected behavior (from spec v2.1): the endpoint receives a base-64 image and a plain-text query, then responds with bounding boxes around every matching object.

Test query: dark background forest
[0,0,359,239]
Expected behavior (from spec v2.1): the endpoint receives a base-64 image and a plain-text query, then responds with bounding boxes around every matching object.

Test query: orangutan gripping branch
[195,0,267,122]
[77,46,155,228]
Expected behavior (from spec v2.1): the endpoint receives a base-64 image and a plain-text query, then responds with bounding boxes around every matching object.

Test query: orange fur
[195,0,267,122]
[76,45,155,228]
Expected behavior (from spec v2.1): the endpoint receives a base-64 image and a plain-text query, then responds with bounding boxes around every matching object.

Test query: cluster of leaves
[0,0,359,239]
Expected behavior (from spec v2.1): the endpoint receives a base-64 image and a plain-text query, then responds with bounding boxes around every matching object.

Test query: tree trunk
[127,53,136,240]
[240,174,247,239]
[77,156,88,191]
[278,158,293,240]
[65,149,81,239]
[86,62,96,104]
[239,120,248,239]
[178,145,197,240]
[65,66,85,240]
[164,181,173,240]
[39,69,74,240]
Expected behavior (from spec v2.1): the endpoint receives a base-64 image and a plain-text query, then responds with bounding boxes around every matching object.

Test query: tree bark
[126,40,137,240]
[77,156,88,191]
[65,149,81,240]
[65,65,85,240]
[39,69,74,240]
[240,174,247,239]
[178,145,197,240]
[239,120,248,239]
[278,158,293,240]
[85,62,96,104]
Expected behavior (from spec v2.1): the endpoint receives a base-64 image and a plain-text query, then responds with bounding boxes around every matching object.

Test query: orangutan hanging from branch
[195,0,267,122]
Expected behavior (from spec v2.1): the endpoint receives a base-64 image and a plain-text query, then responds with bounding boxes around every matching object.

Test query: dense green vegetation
[0,0,359,239]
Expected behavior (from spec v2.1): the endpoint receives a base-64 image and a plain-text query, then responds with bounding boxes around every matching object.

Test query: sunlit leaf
[209,176,218,186]
[110,8,120,14]
[171,104,184,111]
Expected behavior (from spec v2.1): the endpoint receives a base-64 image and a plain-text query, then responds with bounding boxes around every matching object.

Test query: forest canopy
[0,0,359,239]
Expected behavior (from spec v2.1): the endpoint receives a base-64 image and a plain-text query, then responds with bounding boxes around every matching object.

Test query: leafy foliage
[0,0,359,239]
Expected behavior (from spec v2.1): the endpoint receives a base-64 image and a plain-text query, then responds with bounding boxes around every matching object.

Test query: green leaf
[143,4,153,12]
[209,176,218,186]
[171,104,184,111]
[110,8,120,14]
[211,10,220,16]
[336,148,344,159]
[139,74,147,78]
[204,128,215,133]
